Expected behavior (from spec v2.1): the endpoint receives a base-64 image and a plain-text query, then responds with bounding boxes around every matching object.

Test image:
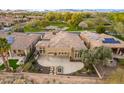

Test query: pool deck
[37,56,84,74]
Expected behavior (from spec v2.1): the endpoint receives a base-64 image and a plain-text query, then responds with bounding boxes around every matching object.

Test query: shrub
[96,25,106,33]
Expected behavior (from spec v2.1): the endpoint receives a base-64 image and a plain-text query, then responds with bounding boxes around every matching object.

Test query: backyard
[37,56,84,74]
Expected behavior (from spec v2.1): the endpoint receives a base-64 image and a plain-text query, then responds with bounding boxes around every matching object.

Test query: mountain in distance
[46,9,124,12]
[1,9,124,12]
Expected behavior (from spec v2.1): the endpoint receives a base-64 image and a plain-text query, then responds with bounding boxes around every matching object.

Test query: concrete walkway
[38,56,84,74]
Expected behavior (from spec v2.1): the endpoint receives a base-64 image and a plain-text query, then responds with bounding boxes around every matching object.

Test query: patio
[37,56,84,74]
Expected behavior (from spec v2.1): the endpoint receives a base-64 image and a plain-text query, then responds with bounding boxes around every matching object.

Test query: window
[58,68,62,72]
[56,66,63,74]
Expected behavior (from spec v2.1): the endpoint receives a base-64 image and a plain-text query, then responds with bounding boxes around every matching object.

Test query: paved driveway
[37,56,84,74]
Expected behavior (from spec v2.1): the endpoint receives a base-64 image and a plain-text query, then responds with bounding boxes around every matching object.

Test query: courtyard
[37,56,84,74]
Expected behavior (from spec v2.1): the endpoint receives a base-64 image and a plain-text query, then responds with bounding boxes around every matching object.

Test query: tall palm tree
[0,38,11,71]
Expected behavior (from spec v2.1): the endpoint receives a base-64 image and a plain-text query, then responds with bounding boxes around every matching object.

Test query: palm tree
[0,38,11,71]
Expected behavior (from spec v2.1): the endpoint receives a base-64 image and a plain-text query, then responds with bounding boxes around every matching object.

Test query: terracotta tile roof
[37,31,87,50]
[36,40,49,47]
[80,31,124,48]
[0,32,40,50]
[42,32,57,40]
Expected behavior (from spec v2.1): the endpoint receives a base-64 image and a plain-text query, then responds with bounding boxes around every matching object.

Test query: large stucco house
[36,31,87,61]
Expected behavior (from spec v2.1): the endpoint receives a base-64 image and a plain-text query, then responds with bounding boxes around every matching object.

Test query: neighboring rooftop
[42,31,58,40]
[0,31,40,50]
[80,31,124,48]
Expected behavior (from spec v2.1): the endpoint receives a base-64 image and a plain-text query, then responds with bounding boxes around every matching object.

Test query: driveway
[37,56,84,74]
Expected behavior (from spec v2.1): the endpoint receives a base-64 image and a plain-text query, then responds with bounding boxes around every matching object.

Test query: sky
[0,0,124,10]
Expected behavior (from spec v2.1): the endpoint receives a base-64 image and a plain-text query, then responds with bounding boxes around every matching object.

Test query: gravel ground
[0,72,102,84]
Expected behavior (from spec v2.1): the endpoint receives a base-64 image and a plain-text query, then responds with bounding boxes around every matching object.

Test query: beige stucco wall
[36,45,82,61]
[44,47,71,57]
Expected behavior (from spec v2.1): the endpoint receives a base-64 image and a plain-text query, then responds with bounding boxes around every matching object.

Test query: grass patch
[0,64,5,71]
[49,21,68,28]
[9,59,19,70]
[67,26,82,31]
[113,35,124,41]
[0,59,20,71]
[24,26,44,32]
[23,20,98,32]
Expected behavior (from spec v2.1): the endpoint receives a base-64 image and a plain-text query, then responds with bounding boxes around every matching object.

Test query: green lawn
[24,21,85,32]
[24,26,44,32]
[113,35,124,41]
[0,59,19,71]
[49,21,68,28]
[67,26,82,31]
[9,59,19,70]
[0,64,5,71]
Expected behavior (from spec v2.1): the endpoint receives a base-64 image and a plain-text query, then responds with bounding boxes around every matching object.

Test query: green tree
[81,49,97,70]
[113,13,124,23]
[96,25,106,33]
[114,22,124,34]
[55,13,63,21]
[85,20,95,29]
[81,46,112,70]
[68,13,83,27]
[45,12,56,21]
[0,38,11,71]
[24,19,49,32]
[63,12,73,22]
[93,46,112,66]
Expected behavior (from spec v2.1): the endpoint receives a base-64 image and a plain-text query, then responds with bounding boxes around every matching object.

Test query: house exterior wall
[36,45,82,61]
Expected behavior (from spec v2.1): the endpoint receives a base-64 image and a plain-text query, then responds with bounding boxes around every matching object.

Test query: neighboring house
[80,31,124,57]
[0,16,14,27]
[36,31,87,61]
[0,32,40,58]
